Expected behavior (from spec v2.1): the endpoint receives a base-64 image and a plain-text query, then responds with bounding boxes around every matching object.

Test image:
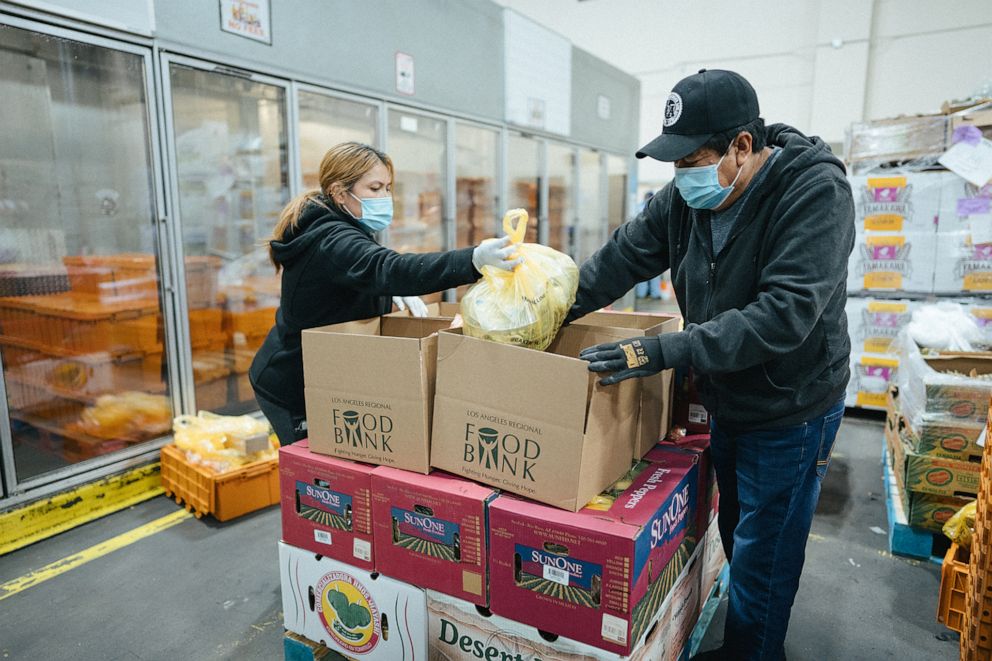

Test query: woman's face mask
[673,144,746,210]
[347,192,393,232]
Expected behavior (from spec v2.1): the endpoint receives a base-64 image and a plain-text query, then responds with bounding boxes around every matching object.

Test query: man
[573,70,855,660]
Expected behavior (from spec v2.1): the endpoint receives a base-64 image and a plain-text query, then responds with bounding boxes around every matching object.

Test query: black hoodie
[569,124,856,430]
[249,200,478,411]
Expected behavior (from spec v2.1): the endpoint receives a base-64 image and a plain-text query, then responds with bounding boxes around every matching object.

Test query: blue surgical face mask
[347,192,393,232]
[673,146,745,210]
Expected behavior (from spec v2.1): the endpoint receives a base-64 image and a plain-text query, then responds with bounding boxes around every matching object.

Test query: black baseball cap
[636,69,760,162]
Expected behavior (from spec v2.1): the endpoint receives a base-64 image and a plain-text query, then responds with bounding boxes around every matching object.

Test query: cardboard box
[427,543,702,661]
[898,396,985,463]
[371,467,498,606]
[655,437,712,549]
[887,414,980,498]
[845,297,916,355]
[279,440,376,570]
[965,301,992,348]
[936,172,990,234]
[900,488,972,534]
[845,114,949,172]
[487,447,699,655]
[279,541,427,660]
[388,302,461,320]
[304,314,456,473]
[572,311,681,459]
[846,353,900,410]
[899,344,992,424]
[847,231,936,294]
[934,231,992,294]
[848,172,944,232]
[431,325,645,511]
[672,368,709,434]
[699,519,725,610]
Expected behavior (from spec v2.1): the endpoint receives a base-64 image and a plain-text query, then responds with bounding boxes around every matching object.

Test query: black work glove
[579,336,665,385]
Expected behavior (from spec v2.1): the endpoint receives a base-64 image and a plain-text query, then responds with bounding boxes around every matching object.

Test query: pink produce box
[279,439,375,570]
[488,447,700,655]
[371,467,498,606]
[656,434,715,532]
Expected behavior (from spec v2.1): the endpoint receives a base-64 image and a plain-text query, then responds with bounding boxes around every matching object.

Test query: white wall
[495,0,992,189]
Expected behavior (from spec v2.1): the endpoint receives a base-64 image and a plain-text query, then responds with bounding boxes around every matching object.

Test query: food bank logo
[463,423,541,482]
[860,177,913,230]
[331,409,394,453]
[315,572,380,654]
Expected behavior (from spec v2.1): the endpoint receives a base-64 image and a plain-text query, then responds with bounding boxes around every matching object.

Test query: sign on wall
[219,0,272,44]
[396,52,415,96]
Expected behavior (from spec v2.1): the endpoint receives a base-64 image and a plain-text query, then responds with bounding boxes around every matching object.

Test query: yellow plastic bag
[461,209,579,350]
[173,411,277,473]
[943,500,977,549]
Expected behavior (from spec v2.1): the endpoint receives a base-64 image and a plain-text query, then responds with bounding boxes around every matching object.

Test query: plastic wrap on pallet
[897,330,992,426]
[899,383,985,462]
[844,114,949,175]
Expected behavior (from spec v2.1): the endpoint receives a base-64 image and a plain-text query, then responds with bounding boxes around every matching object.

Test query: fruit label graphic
[858,236,911,290]
[513,543,602,608]
[860,176,913,231]
[315,571,381,654]
[956,240,992,291]
[390,506,461,561]
[854,356,898,408]
[295,481,353,531]
[859,301,910,353]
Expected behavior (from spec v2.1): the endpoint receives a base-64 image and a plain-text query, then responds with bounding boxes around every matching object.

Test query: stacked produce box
[844,102,992,410]
[276,305,724,660]
[885,333,990,534]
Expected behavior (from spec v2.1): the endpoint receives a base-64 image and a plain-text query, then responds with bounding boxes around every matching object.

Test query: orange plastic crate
[159,443,279,521]
[223,306,276,339]
[939,542,970,633]
[189,308,224,346]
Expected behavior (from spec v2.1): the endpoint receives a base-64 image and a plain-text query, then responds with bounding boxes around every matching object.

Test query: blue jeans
[710,399,845,660]
[635,275,662,298]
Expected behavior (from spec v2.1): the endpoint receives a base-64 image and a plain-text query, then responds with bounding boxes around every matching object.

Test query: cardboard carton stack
[275,304,724,659]
[885,334,991,533]
[844,100,992,411]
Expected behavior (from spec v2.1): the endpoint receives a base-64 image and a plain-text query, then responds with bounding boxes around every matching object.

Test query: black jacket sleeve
[658,173,855,374]
[320,225,480,296]
[568,185,673,320]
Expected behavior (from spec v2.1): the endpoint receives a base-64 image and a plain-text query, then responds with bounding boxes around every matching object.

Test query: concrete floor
[0,415,959,660]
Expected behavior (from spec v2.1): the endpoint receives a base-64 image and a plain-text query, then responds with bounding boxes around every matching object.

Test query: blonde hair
[269,142,394,269]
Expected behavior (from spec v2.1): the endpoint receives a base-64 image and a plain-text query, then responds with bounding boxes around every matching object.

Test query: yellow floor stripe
[0,508,192,602]
[0,462,165,556]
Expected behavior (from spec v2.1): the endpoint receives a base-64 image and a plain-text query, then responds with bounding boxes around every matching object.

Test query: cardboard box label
[861,176,912,231]
[851,354,899,409]
[862,301,911,353]
[392,506,461,559]
[279,542,427,660]
[297,481,354,530]
[515,543,603,604]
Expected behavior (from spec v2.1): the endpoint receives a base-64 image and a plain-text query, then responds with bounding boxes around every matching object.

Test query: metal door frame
[157,52,296,415]
[0,13,174,499]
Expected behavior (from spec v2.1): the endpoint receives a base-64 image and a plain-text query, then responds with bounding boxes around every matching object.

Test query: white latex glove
[392,295,429,318]
[472,235,524,272]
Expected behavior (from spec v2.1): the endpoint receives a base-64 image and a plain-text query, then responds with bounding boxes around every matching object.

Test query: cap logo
[663,93,683,128]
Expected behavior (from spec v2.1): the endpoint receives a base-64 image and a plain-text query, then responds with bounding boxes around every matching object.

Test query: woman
[250,142,518,445]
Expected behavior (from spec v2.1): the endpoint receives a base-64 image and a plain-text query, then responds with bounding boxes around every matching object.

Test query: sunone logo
[305,484,341,508]
[650,485,691,548]
[531,550,584,579]
[331,409,394,452]
[463,423,541,482]
[404,512,446,536]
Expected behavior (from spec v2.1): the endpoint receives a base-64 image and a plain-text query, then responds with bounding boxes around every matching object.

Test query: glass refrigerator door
[0,25,171,483]
[454,123,499,299]
[168,64,290,415]
[607,154,630,237]
[546,142,576,255]
[298,91,379,190]
[386,109,446,255]
[576,148,605,265]
[507,134,541,244]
